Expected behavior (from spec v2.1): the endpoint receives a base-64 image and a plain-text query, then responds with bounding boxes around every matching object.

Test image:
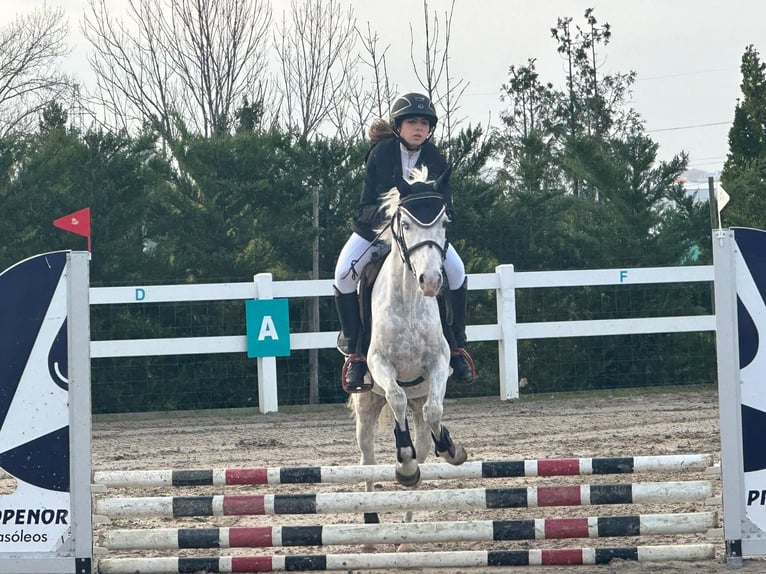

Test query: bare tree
[325,21,400,141]
[326,79,374,141]
[356,22,395,122]
[409,0,467,140]
[273,0,358,139]
[0,7,71,136]
[83,0,273,140]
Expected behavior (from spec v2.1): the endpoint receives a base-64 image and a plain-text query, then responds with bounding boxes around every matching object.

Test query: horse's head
[379,167,450,297]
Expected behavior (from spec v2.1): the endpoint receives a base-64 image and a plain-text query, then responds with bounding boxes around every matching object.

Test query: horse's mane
[374,166,430,236]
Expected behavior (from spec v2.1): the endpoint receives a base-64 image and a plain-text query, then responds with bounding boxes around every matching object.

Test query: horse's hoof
[396,543,414,553]
[395,466,421,487]
[439,445,468,466]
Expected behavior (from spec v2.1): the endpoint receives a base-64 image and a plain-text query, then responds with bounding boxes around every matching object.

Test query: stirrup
[342,354,372,393]
[449,348,476,384]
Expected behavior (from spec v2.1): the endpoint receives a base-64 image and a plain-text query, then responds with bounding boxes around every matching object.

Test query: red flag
[53,207,91,251]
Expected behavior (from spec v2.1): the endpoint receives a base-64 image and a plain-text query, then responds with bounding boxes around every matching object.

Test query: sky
[4,0,765,175]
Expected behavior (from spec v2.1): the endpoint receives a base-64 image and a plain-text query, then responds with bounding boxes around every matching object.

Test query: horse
[349,166,468,506]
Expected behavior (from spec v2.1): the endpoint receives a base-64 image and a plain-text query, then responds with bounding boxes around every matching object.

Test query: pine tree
[721,45,766,228]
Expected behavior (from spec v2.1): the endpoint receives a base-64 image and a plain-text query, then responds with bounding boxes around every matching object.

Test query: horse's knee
[385,390,408,419]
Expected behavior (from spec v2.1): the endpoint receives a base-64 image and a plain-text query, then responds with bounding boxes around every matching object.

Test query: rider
[333,92,476,393]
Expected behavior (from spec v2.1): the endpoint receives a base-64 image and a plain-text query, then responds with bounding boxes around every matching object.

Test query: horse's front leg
[392,412,420,486]
[423,361,468,466]
[370,361,420,487]
[409,396,431,467]
[403,396,430,528]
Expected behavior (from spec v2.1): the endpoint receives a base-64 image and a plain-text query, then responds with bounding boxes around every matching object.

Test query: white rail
[89,264,715,413]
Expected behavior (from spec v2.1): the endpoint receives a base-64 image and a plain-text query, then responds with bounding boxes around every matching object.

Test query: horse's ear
[435,167,451,190]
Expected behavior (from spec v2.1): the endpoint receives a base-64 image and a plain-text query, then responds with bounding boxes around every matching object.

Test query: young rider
[333,92,476,393]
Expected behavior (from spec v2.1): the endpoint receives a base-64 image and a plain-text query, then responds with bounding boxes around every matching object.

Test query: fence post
[496,264,519,400]
[254,273,279,414]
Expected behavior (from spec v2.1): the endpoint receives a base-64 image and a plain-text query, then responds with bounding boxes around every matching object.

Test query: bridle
[390,192,448,276]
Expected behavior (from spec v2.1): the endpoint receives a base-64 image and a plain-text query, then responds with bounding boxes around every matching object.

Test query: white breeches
[334,232,466,294]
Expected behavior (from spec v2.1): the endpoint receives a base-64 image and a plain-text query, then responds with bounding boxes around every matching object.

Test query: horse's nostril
[419,274,425,285]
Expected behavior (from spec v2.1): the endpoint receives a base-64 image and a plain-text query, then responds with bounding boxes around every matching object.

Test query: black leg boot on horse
[448,278,477,384]
[334,289,372,393]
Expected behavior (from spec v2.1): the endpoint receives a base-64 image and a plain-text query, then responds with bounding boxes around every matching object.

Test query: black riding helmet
[390,92,438,129]
[390,93,438,151]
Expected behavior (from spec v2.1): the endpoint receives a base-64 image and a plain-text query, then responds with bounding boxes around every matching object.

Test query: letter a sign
[245,299,290,358]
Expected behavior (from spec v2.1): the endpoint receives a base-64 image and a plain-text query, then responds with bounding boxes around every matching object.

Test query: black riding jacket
[352,136,451,242]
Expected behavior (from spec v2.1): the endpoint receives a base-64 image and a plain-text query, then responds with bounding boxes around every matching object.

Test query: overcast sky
[4,0,764,174]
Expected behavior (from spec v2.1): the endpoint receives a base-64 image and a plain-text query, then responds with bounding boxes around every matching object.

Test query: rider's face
[399,116,432,148]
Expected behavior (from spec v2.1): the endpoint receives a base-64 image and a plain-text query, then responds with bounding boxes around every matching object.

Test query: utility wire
[647,121,729,133]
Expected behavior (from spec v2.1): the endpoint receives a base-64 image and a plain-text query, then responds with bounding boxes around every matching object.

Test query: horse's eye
[402,222,410,231]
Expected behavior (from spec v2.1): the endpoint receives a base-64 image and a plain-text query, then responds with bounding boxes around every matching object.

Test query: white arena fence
[89,264,715,413]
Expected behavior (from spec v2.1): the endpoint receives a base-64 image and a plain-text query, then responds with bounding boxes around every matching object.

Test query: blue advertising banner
[0,251,72,552]
[733,228,766,533]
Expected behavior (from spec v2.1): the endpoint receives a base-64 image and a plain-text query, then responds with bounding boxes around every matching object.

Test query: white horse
[349,166,468,499]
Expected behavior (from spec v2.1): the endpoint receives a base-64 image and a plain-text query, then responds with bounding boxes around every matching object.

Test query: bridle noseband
[390,192,448,276]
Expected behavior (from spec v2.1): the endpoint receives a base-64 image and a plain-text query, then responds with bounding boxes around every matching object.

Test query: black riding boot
[449,279,476,384]
[334,289,370,393]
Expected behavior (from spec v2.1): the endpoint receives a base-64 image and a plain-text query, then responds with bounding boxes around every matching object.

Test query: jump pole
[98,544,716,573]
[93,453,714,488]
[94,480,713,518]
[102,511,717,549]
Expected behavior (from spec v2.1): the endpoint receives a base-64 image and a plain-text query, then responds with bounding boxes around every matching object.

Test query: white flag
[716,182,730,210]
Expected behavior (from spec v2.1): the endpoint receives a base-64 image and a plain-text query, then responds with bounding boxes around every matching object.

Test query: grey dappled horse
[349,167,468,504]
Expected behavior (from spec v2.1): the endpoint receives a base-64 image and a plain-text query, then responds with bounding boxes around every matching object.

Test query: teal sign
[246,299,290,358]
